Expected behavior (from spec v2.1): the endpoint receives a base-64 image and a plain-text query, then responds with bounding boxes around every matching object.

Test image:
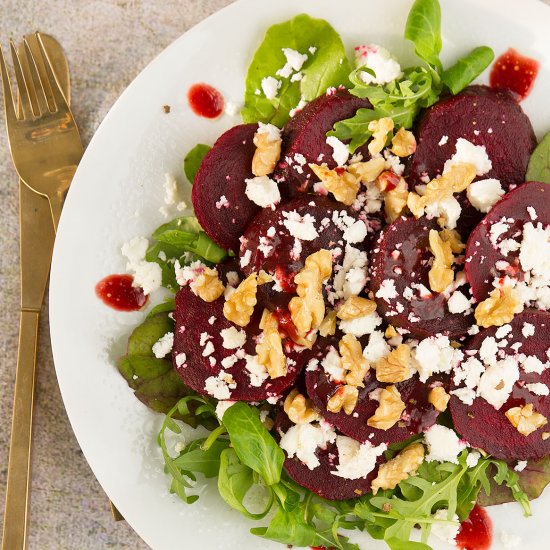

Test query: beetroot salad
[106,0,550,548]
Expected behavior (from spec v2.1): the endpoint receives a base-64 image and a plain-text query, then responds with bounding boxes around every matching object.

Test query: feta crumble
[443,138,492,176]
[221,327,246,349]
[326,135,350,166]
[152,332,174,358]
[261,76,281,99]
[331,437,387,480]
[354,44,402,85]
[245,175,281,208]
[424,425,466,464]
[466,178,504,213]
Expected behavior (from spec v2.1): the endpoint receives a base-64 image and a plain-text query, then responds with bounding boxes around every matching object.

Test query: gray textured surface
[0,2,231,548]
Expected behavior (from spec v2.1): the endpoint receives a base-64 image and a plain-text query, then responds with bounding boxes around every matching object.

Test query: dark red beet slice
[192,124,261,252]
[240,194,376,310]
[272,90,372,194]
[465,182,550,301]
[172,270,311,401]
[450,310,550,460]
[369,216,474,339]
[274,409,380,500]
[305,354,444,445]
[408,85,536,231]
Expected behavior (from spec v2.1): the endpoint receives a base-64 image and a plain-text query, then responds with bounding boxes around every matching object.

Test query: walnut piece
[390,128,417,158]
[428,386,450,412]
[252,130,282,176]
[223,272,258,327]
[368,117,394,155]
[475,286,524,328]
[371,442,425,494]
[407,163,477,219]
[190,267,225,302]
[439,228,465,254]
[319,310,337,337]
[505,403,548,436]
[337,295,377,320]
[375,344,412,383]
[428,229,455,293]
[309,163,359,206]
[289,250,333,337]
[384,177,409,222]
[256,309,287,378]
[385,325,398,339]
[284,388,319,424]
[340,334,370,387]
[367,385,405,430]
[327,385,359,415]
[257,270,274,285]
[347,157,386,183]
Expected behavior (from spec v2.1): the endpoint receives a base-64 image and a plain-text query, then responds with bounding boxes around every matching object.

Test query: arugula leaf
[526,131,550,184]
[242,14,351,126]
[184,143,211,184]
[404,0,443,72]
[222,402,284,485]
[442,46,495,94]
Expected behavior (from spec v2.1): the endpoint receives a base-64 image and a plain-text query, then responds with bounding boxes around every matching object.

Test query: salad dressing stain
[187,83,224,118]
[490,48,539,101]
[456,504,492,550]
[95,274,148,311]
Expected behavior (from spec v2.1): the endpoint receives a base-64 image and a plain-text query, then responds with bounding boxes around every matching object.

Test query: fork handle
[48,194,63,233]
[2,310,40,550]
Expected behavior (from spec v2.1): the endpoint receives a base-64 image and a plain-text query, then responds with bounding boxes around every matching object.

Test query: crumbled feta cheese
[204,371,234,400]
[331,436,387,480]
[326,136,350,166]
[354,44,402,85]
[447,290,471,314]
[438,135,449,146]
[527,206,538,221]
[202,341,215,357]
[282,210,319,241]
[121,236,162,295]
[466,450,481,468]
[375,279,398,302]
[220,327,246,349]
[152,332,174,358]
[450,387,476,405]
[330,245,368,302]
[339,311,383,338]
[424,195,462,230]
[240,249,252,269]
[257,122,281,142]
[215,400,235,420]
[514,460,528,472]
[321,347,346,381]
[163,173,179,205]
[413,335,464,383]
[363,331,390,363]
[261,76,281,99]
[453,356,485,390]
[245,176,281,208]
[479,336,499,366]
[289,97,307,117]
[224,101,239,116]
[526,382,549,396]
[466,178,504,213]
[279,421,337,470]
[342,220,367,244]
[522,322,535,338]
[431,509,460,546]
[477,357,519,409]
[244,355,269,387]
[521,354,547,374]
[495,324,512,339]
[276,48,308,78]
[424,425,466,464]
[175,352,187,368]
[443,138,492,176]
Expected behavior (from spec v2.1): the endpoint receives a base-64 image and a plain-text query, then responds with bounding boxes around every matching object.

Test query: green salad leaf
[526,131,550,184]
[242,13,351,127]
[184,143,211,184]
[330,0,494,151]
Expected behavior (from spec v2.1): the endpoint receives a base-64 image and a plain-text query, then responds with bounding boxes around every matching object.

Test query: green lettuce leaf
[526,131,550,184]
[242,13,351,127]
[184,143,211,183]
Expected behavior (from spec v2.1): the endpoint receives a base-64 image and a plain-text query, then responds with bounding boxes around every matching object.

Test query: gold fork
[0,33,83,231]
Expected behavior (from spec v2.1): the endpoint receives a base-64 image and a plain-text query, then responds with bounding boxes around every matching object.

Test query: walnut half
[309,163,359,206]
[284,388,319,424]
[190,267,225,302]
[475,286,524,328]
[223,272,259,327]
[327,385,359,415]
[340,334,370,387]
[256,309,287,379]
[375,344,412,383]
[252,127,282,176]
[428,386,450,412]
[505,403,548,436]
[367,385,406,430]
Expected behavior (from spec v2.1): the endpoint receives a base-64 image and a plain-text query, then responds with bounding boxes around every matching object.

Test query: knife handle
[2,310,40,550]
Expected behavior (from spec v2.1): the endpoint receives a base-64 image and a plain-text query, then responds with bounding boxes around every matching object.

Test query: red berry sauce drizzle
[456,504,493,550]
[187,83,224,118]
[95,274,147,312]
[490,48,539,101]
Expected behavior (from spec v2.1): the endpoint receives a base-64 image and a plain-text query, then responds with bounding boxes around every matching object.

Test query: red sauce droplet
[95,274,148,312]
[456,504,493,550]
[187,83,224,118]
[490,48,539,101]
[273,307,302,344]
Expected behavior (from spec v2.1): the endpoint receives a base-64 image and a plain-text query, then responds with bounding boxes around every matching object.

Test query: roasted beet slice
[465,182,550,301]
[408,85,536,231]
[192,124,260,252]
[274,409,380,500]
[369,216,474,339]
[305,357,443,446]
[450,310,550,460]
[272,90,372,194]
[172,281,310,402]
[240,194,376,310]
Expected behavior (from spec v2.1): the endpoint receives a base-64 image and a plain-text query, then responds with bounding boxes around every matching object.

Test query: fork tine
[0,43,17,123]
[22,38,49,114]
[9,40,34,119]
[35,33,68,111]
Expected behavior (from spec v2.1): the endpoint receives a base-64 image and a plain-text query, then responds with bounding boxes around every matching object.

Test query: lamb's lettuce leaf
[184,143,211,184]
[242,13,351,127]
[526,131,550,184]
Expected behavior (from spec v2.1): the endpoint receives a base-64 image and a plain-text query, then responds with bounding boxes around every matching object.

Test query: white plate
[50,0,550,548]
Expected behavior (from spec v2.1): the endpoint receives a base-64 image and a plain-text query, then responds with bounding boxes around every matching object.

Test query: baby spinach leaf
[526,131,550,184]
[118,355,172,389]
[173,438,229,477]
[146,298,176,318]
[217,448,273,520]
[442,46,495,94]
[222,402,284,486]
[404,0,443,72]
[242,14,351,126]
[126,312,174,357]
[184,143,211,184]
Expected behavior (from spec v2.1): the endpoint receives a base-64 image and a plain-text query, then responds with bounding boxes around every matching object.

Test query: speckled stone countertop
[0,2,231,548]
[2,1,550,549]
